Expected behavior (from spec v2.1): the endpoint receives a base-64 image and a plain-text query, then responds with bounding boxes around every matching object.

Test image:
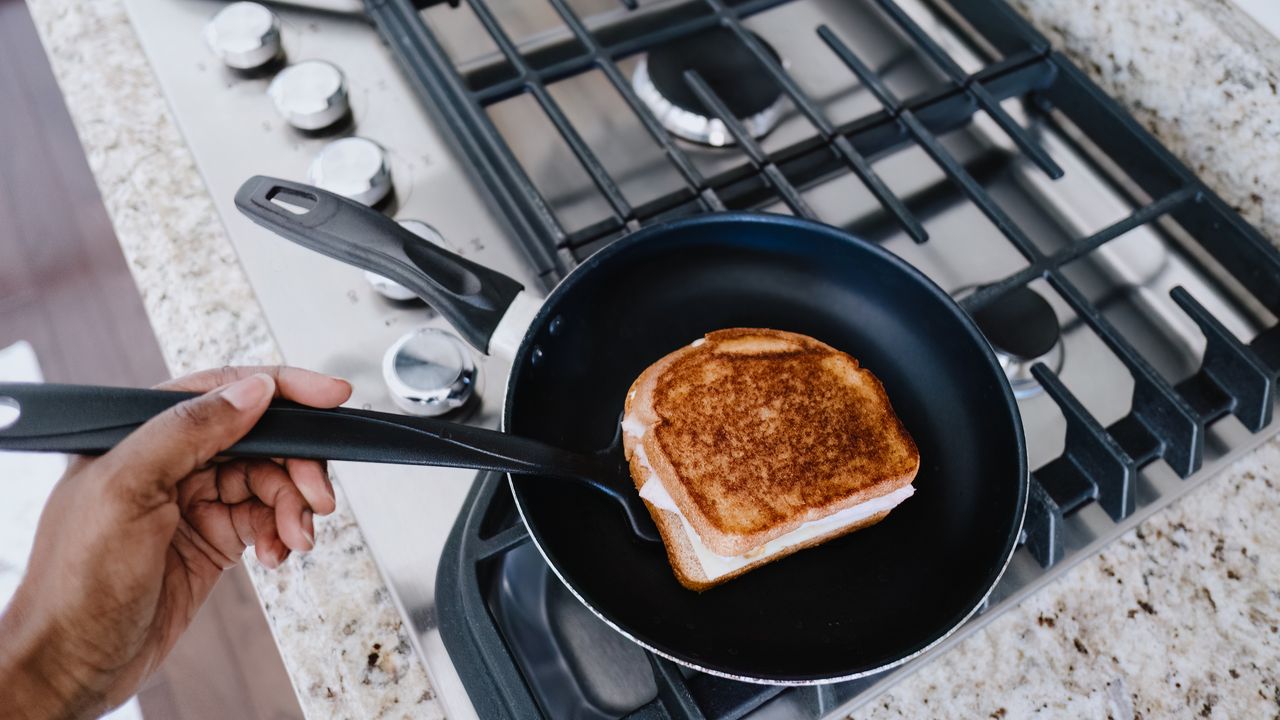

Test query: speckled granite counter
[857,444,1280,719]
[19,0,1280,717]
[1013,0,1280,243]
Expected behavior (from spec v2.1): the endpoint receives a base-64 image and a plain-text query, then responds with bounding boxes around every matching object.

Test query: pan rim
[503,210,1028,683]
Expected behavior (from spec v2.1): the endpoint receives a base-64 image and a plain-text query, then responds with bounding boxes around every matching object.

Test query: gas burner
[632,28,786,147]
[965,285,1065,399]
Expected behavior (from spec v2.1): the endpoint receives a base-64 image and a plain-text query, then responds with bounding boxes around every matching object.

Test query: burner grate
[382,0,1280,566]
[377,0,1280,717]
[371,0,1076,273]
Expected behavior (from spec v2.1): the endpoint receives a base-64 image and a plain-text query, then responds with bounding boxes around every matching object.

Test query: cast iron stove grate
[365,0,1280,716]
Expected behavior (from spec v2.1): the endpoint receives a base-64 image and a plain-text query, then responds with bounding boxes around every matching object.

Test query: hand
[0,367,352,719]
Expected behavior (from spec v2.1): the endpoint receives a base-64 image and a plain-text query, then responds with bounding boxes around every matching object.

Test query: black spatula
[0,382,658,543]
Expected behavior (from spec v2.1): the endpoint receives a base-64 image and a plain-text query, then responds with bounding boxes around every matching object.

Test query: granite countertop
[20,0,1280,717]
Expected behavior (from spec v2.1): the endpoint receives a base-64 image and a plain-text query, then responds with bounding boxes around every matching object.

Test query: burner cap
[973,286,1061,361]
[648,28,782,119]
[633,28,786,146]
[969,285,1064,400]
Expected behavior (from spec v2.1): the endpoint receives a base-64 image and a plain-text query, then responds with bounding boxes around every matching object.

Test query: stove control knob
[364,272,417,302]
[308,136,391,206]
[384,327,478,416]
[268,60,349,130]
[365,220,448,302]
[204,2,282,71]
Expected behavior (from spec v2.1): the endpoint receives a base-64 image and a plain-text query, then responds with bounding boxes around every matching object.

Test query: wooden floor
[0,1,302,717]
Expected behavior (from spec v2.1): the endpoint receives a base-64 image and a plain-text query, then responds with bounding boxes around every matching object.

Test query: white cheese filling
[625,414,914,581]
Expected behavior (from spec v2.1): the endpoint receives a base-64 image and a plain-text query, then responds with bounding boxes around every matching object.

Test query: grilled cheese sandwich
[623,328,919,590]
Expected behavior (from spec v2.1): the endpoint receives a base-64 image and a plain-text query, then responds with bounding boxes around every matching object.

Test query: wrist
[0,592,106,720]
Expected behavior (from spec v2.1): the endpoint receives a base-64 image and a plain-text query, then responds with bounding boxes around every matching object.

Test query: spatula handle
[0,383,596,476]
[0,383,659,543]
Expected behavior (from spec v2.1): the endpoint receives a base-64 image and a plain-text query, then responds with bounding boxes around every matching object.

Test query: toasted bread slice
[623,328,919,590]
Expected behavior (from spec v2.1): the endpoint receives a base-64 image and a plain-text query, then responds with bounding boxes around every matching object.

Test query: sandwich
[622,328,919,591]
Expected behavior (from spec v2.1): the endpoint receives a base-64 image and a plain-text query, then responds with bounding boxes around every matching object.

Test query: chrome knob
[268,60,349,130]
[384,328,477,416]
[204,2,282,71]
[308,137,391,206]
[365,220,448,302]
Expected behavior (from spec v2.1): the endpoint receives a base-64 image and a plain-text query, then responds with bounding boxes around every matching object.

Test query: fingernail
[302,509,315,549]
[222,373,274,411]
[258,548,277,569]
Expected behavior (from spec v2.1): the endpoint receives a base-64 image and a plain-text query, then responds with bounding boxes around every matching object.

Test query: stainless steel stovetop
[122,0,1279,717]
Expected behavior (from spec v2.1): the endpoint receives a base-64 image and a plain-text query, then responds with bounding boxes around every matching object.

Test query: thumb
[104,373,276,509]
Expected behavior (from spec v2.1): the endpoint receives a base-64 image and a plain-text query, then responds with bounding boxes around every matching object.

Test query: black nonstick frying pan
[0,176,1026,684]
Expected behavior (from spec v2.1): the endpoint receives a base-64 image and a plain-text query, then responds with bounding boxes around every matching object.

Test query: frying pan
[0,177,1027,683]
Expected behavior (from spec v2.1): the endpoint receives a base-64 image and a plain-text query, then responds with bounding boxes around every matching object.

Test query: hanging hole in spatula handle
[234,175,525,353]
[0,396,20,431]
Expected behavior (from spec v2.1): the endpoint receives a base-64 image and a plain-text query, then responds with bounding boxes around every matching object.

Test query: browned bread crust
[623,329,919,589]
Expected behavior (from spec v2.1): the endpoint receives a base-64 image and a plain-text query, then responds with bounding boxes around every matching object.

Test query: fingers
[134,365,345,569]
[104,374,277,511]
[158,366,352,408]
[179,456,334,574]
[215,460,315,552]
[285,458,337,516]
[229,499,290,569]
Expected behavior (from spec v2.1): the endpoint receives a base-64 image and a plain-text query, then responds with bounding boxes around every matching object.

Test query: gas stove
[123,0,1280,717]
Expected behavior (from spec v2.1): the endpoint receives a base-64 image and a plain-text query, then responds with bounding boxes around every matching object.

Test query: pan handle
[234,176,524,354]
[0,382,610,479]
